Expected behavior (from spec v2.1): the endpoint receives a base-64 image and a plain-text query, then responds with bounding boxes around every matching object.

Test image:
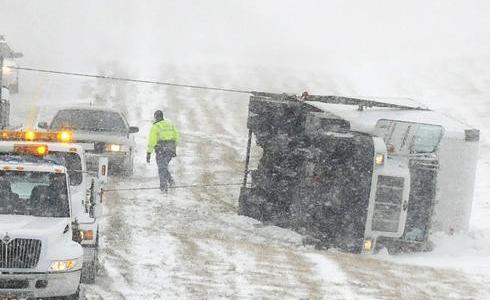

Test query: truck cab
[0,130,108,284]
[0,148,83,299]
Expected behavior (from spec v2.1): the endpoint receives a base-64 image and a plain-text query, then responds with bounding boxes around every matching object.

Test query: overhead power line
[8,66,252,94]
[102,182,244,193]
[7,65,428,110]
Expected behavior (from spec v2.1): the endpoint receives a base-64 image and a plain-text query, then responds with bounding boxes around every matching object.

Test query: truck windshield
[0,171,70,217]
[375,120,443,154]
[50,109,127,133]
[411,124,444,153]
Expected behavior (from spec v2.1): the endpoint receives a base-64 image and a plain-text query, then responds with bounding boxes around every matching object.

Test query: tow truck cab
[0,155,83,299]
[0,131,108,283]
[239,94,479,253]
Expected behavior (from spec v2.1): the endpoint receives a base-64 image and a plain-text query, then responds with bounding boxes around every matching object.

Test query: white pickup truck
[0,148,83,299]
[0,130,108,284]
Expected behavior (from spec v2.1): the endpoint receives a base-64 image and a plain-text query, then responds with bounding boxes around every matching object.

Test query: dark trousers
[155,149,174,191]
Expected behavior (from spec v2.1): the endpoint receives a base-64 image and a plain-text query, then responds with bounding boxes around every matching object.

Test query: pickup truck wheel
[58,285,83,300]
[123,151,134,177]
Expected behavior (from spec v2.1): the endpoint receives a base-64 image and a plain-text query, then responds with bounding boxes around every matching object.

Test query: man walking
[147,110,180,192]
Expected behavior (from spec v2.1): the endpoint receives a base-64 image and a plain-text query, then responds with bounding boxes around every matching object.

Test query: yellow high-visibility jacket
[147,119,180,153]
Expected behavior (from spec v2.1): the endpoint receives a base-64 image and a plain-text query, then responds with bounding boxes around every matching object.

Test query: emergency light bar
[0,130,73,143]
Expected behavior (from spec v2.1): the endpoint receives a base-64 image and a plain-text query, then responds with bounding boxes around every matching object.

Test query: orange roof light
[0,130,74,143]
[25,131,36,141]
[57,130,73,143]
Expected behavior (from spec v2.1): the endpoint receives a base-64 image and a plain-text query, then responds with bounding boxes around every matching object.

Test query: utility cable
[7,65,430,111]
[102,182,243,193]
[7,66,252,95]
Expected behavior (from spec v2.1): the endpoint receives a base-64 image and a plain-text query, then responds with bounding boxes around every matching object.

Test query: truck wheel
[60,285,84,300]
[123,152,134,177]
[82,237,99,284]
[81,260,97,284]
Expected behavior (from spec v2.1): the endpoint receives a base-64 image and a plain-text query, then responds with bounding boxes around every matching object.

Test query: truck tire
[82,261,97,284]
[59,285,84,300]
[81,236,99,284]
[122,151,134,177]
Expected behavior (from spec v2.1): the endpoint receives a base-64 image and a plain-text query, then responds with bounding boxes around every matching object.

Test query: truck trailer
[238,92,479,253]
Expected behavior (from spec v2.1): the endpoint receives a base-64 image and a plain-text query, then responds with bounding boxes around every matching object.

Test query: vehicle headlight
[375,153,385,166]
[49,259,79,272]
[104,144,127,152]
[363,239,373,251]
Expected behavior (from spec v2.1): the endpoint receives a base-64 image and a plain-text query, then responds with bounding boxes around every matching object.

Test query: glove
[146,152,151,163]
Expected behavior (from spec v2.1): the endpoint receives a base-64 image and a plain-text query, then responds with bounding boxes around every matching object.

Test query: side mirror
[38,121,48,129]
[88,179,103,219]
[129,126,139,134]
[98,157,109,184]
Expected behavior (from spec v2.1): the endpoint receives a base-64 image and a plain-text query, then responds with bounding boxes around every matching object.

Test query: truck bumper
[0,270,81,298]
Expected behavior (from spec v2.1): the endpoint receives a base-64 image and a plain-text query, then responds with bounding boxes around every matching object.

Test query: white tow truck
[0,143,83,299]
[0,130,108,284]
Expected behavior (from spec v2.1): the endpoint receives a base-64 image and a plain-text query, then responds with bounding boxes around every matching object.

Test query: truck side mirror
[88,179,103,219]
[98,157,109,184]
[38,121,48,129]
[129,126,139,134]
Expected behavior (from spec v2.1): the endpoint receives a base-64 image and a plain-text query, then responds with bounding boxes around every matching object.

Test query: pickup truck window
[0,171,70,217]
[50,109,127,133]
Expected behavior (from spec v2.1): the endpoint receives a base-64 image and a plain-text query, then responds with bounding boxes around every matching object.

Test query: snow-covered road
[7,62,490,299]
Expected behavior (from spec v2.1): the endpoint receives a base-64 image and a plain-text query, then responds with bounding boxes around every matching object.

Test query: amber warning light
[14,144,49,156]
[0,130,73,143]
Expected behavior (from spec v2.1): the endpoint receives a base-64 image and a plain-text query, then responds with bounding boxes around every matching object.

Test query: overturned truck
[239,92,479,253]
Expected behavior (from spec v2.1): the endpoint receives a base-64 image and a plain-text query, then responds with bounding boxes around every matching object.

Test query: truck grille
[372,176,405,233]
[0,238,42,269]
[79,141,105,153]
